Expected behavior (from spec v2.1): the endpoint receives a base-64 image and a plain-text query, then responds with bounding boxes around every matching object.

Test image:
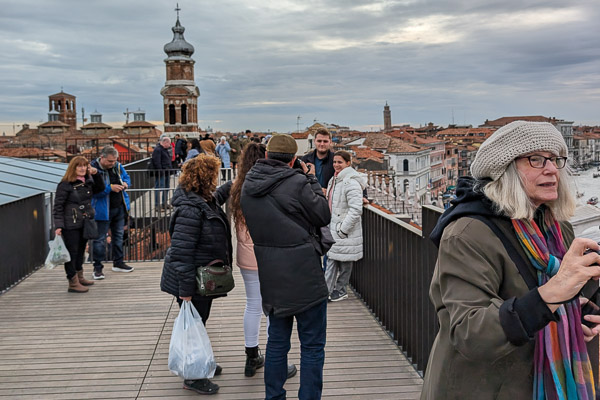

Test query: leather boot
[68,275,89,293]
[244,346,265,377]
[76,270,95,286]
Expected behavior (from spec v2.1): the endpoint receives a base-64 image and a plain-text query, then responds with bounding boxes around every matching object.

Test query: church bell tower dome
[163,16,195,59]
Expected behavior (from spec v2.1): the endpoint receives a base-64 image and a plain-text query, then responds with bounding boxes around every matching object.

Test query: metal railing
[0,159,233,293]
[0,194,47,293]
[50,166,233,264]
[350,205,442,376]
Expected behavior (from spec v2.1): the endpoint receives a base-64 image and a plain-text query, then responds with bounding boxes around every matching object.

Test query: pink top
[236,223,258,270]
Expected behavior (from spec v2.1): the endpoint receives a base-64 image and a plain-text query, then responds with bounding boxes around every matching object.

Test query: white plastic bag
[44,235,71,269]
[168,301,216,380]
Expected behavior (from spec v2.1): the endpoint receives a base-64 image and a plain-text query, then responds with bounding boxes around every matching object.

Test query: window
[181,104,188,125]
[169,104,176,124]
[403,159,409,172]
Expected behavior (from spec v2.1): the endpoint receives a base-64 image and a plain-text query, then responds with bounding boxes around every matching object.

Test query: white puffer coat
[326,167,367,261]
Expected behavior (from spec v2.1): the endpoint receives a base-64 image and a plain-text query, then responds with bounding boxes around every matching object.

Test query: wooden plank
[0,261,422,398]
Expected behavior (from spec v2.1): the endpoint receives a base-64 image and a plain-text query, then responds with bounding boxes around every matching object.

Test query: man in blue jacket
[90,146,133,279]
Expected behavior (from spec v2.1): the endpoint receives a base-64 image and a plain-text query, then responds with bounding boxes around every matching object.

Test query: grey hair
[482,161,576,221]
[160,135,171,143]
[100,146,118,158]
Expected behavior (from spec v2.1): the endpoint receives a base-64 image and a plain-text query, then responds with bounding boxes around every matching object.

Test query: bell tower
[383,102,392,132]
[49,90,77,131]
[160,4,200,137]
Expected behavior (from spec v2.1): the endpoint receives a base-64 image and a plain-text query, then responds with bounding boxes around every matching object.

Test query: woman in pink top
[230,143,267,377]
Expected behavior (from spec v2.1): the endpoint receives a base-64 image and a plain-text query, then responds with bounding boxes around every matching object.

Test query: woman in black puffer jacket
[160,154,232,396]
[53,156,105,293]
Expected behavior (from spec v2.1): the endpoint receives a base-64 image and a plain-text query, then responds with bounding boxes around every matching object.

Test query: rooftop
[0,156,66,206]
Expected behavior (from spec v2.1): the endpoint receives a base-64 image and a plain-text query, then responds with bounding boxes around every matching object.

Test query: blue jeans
[93,206,125,269]
[265,300,327,400]
[154,174,170,206]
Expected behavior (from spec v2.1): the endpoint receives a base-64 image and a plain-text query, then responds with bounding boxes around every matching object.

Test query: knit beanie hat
[470,121,568,181]
[266,134,298,154]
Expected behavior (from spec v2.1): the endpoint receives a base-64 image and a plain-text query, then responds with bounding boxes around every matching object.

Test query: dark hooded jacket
[160,182,232,298]
[241,158,331,317]
[421,176,575,400]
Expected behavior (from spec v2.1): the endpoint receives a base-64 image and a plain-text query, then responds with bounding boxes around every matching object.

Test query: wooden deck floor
[0,262,423,399]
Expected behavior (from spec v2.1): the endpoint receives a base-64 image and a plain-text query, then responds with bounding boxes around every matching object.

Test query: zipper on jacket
[72,208,77,224]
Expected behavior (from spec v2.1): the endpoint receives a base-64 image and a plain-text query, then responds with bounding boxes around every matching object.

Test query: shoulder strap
[470,215,538,290]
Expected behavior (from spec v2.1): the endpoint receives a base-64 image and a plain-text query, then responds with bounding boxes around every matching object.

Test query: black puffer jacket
[160,182,232,298]
[241,159,331,317]
[53,174,105,230]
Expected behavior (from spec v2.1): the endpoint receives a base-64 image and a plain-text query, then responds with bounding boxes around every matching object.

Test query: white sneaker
[112,264,134,273]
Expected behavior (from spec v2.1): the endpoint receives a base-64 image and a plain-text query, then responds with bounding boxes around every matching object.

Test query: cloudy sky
[1,0,599,135]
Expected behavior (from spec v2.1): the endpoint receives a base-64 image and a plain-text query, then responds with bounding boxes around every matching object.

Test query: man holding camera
[91,146,133,279]
[241,134,331,400]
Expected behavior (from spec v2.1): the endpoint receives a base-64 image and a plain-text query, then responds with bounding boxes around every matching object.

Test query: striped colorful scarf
[512,213,595,400]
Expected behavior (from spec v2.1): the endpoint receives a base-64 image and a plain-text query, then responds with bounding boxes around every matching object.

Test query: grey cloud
[0,0,599,133]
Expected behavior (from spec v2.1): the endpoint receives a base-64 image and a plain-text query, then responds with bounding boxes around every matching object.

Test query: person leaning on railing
[421,121,600,400]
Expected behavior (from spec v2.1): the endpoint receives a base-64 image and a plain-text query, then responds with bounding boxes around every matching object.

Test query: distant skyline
[1,0,599,135]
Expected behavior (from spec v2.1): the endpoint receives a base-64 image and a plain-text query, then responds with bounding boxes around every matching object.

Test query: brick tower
[160,6,200,137]
[383,102,392,132]
[48,91,77,130]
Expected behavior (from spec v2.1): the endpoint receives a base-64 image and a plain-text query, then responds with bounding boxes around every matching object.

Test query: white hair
[482,161,576,221]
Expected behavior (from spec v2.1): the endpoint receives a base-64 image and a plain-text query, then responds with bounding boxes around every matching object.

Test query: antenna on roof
[124,108,133,125]
[451,107,455,125]
[296,115,301,133]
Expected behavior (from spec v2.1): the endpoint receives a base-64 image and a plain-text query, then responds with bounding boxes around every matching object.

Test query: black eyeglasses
[517,155,568,169]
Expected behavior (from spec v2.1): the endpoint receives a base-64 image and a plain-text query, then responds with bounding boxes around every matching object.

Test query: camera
[292,158,303,170]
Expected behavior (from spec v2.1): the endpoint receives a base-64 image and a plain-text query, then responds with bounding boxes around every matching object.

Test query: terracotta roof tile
[350,146,385,160]
[123,120,156,128]
[81,122,113,129]
[387,138,426,153]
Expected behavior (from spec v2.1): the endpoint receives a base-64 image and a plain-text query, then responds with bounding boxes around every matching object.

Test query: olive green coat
[228,138,243,163]
[421,216,575,400]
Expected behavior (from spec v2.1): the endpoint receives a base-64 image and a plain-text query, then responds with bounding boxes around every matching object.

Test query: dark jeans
[265,300,327,400]
[93,206,125,270]
[62,228,86,279]
[176,296,213,325]
[154,174,170,206]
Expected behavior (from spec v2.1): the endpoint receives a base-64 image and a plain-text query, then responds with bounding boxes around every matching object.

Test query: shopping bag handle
[181,300,201,330]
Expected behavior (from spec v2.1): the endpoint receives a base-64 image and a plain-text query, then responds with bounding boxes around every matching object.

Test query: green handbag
[195,259,235,296]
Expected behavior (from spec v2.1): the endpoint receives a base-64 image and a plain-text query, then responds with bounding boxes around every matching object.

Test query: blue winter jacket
[216,142,231,167]
[90,159,131,221]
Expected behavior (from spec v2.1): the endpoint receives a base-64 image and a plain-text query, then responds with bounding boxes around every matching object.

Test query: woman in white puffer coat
[325,150,367,301]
